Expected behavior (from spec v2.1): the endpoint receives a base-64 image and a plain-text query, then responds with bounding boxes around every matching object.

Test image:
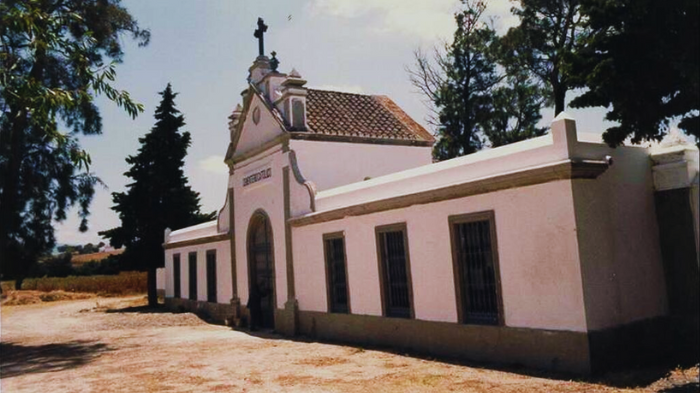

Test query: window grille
[173,254,181,298]
[377,226,412,318]
[453,215,500,325]
[188,252,197,301]
[206,250,217,303]
[324,235,349,313]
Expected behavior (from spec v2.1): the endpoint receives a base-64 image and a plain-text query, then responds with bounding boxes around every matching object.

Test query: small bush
[73,255,121,276]
[39,291,94,302]
[1,281,15,293]
[42,253,74,277]
[21,271,146,296]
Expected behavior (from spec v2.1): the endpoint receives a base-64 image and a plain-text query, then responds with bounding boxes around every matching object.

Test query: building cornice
[289,159,609,227]
[163,233,229,250]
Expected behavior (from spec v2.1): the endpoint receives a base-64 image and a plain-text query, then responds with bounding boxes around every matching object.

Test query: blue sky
[55,0,614,246]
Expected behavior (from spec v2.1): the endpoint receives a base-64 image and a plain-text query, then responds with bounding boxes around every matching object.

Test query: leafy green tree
[100,84,215,306]
[483,68,549,147]
[502,0,588,115]
[569,0,699,146]
[0,0,149,289]
[409,0,500,160]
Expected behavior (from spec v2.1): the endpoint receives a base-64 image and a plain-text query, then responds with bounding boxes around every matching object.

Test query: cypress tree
[100,84,214,306]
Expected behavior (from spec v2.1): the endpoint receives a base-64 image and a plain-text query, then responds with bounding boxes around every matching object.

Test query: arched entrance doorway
[247,211,275,330]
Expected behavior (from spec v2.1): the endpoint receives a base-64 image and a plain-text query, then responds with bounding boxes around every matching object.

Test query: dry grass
[71,250,124,265]
[20,272,146,295]
[294,356,350,367]
[2,290,95,306]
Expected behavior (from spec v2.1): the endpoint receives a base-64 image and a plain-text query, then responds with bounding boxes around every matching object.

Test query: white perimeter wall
[572,144,668,330]
[292,179,589,332]
[290,140,433,191]
[164,240,232,304]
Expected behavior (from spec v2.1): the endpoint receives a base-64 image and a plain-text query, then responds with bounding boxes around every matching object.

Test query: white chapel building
[161,23,699,374]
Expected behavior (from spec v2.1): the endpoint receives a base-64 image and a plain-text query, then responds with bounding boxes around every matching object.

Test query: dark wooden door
[249,214,275,329]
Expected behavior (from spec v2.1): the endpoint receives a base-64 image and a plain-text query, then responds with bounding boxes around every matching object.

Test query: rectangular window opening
[291,99,305,130]
[451,212,501,326]
[206,250,217,303]
[188,252,197,301]
[376,224,413,319]
[324,233,349,314]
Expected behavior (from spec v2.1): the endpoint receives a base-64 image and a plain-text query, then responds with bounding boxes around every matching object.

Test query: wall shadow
[0,340,111,378]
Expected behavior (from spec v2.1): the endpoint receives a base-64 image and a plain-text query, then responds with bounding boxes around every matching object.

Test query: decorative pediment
[225,84,289,166]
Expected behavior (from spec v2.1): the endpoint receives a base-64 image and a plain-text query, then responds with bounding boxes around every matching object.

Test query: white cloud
[198,155,228,175]
[308,0,458,41]
[483,1,520,34]
[312,84,364,94]
[308,0,519,41]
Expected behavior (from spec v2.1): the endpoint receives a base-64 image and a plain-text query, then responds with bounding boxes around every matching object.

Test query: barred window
[450,211,502,326]
[188,252,197,301]
[173,254,181,298]
[206,250,217,303]
[376,224,413,319]
[324,233,349,313]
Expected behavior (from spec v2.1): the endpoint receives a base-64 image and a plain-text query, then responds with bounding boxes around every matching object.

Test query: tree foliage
[0,0,149,288]
[409,1,500,160]
[501,0,588,115]
[409,0,550,159]
[483,68,549,147]
[569,0,699,146]
[100,84,215,306]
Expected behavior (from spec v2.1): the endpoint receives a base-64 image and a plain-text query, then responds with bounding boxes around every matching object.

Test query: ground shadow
[101,303,699,390]
[237,329,699,390]
[0,340,111,378]
[105,304,169,314]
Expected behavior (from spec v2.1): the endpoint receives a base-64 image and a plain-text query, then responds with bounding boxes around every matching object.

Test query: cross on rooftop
[253,17,268,57]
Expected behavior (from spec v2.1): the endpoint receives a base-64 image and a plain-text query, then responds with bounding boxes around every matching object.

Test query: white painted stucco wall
[290,139,433,191]
[572,144,668,331]
[292,179,588,332]
[164,240,232,304]
[232,146,289,310]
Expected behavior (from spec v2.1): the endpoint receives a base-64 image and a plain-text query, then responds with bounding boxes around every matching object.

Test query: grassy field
[1,271,146,296]
[71,249,124,265]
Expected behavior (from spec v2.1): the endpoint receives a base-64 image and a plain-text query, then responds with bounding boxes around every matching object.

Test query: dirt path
[1,297,697,392]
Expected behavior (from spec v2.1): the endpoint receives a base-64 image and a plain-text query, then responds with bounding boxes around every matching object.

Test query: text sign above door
[243,167,272,187]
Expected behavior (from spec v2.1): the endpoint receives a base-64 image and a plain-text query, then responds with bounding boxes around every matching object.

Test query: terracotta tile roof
[304,89,434,143]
